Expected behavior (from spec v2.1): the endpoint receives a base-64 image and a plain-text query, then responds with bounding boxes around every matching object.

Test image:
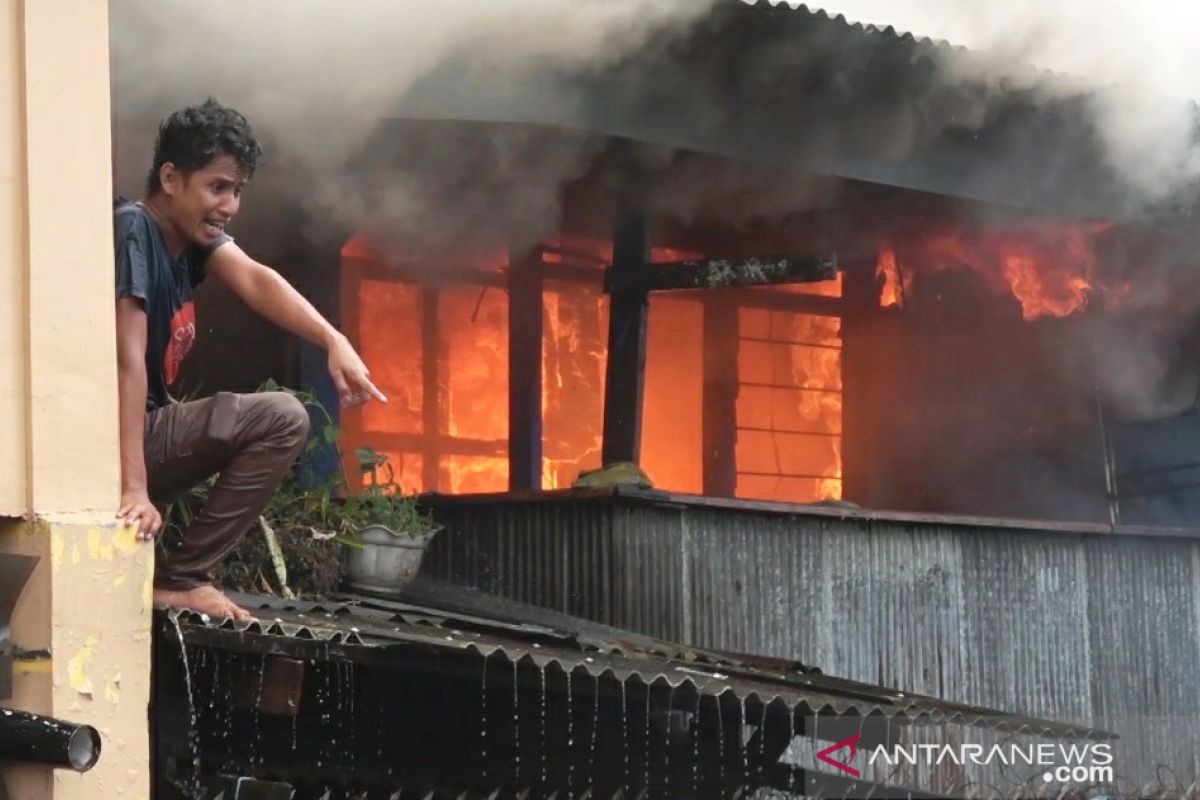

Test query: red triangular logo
[816,733,862,778]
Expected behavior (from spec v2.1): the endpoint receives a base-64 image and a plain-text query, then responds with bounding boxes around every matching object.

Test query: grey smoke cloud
[110,0,719,248]
[807,0,1200,201]
[113,0,718,126]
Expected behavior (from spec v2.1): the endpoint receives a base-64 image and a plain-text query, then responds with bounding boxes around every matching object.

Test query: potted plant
[169,382,441,598]
[340,446,442,595]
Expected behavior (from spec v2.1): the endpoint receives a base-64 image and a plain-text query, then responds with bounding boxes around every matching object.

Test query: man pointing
[114,99,384,620]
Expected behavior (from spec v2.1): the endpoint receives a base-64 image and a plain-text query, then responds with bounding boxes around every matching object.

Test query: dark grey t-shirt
[113,199,231,410]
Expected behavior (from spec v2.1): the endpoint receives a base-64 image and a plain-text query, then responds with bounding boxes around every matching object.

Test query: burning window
[735,306,843,501]
[542,279,608,489]
[876,223,1117,319]
[339,233,845,503]
[641,295,705,493]
[342,273,510,495]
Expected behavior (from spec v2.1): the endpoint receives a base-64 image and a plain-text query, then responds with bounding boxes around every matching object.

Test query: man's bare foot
[154,584,253,621]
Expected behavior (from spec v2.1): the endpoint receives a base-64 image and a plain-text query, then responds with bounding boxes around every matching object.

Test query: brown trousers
[145,391,309,590]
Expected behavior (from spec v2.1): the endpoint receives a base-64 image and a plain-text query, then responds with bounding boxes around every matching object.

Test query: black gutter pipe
[0,708,101,771]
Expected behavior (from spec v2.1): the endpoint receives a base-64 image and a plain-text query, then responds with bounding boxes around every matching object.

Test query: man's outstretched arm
[115,297,162,539]
[207,243,387,407]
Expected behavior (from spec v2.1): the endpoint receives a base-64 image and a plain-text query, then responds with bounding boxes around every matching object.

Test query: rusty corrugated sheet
[422,490,1200,790]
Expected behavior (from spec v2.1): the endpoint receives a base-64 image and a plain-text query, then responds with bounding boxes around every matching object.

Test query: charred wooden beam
[702,300,739,497]
[508,248,544,491]
[602,212,650,466]
[421,288,441,492]
[839,255,879,505]
[606,255,836,294]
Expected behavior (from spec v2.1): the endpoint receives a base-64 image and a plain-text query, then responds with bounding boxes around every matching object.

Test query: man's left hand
[328,335,387,407]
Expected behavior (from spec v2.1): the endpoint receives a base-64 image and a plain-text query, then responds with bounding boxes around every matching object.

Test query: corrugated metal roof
[373,0,1150,219]
[421,491,1200,793]
[746,1,966,53]
[167,579,1111,742]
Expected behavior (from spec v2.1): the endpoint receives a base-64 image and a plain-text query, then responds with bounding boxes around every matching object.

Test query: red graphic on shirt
[163,301,196,386]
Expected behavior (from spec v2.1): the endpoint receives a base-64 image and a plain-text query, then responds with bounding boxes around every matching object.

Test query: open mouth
[202,220,227,238]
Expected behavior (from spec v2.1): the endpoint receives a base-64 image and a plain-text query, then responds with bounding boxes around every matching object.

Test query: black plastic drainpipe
[0,708,101,771]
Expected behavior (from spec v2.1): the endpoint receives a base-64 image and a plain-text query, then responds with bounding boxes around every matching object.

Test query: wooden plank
[838,256,876,505]
[421,288,441,492]
[601,213,650,465]
[607,255,836,294]
[508,249,544,490]
[702,299,739,497]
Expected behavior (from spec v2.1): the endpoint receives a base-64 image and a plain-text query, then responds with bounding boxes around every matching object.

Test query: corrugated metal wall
[425,496,1200,789]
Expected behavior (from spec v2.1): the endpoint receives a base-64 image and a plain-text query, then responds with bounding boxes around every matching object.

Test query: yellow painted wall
[2,521,153,800]
[24,0,121,515]
[0,0,28,516]
[0,1,152,799]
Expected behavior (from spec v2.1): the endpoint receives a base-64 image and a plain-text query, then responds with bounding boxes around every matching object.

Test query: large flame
[542,278,608,489]
[879,223,1112,319]
[876,243,908,309]
[734,307,842,502]
[342,233,843,504]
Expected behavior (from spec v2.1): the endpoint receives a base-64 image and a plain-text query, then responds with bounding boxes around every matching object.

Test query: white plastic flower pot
[345,524,440,596]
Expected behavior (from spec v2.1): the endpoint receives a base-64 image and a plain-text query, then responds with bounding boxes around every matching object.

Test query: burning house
[109,0,1200,796]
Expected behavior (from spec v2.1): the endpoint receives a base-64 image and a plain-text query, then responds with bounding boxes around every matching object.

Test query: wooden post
[601,212,650,465]
[508,248,544,490]
[839,255,876,505]
[702,298,739,496]
[422,287,440,492]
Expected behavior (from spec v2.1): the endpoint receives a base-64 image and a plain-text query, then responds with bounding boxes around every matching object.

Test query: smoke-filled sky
[799,0,1200,201]
[112,0,1200,211]
[110,0,718,156]
[809,0,1200,101]
[109,0,727,252]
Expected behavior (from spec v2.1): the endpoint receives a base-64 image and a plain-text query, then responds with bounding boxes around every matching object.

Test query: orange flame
[735,305,843,502]
[343,233,844,504]
[876,243,908,309]
[881,223,1111,320]
[542,278,608,489]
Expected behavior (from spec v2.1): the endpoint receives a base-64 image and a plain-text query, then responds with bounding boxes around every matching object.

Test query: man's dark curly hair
[145,98,264,195]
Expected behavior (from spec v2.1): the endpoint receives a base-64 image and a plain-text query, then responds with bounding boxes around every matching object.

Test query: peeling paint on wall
[67,635,98,699]
[88,528,115,561]
[113,524,139,554]
[142,569,153,612]
[104,672,120,704]
[51,527,64,568]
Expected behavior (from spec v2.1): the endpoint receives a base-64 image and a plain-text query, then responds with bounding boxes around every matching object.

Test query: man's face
[160,153,248,247]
